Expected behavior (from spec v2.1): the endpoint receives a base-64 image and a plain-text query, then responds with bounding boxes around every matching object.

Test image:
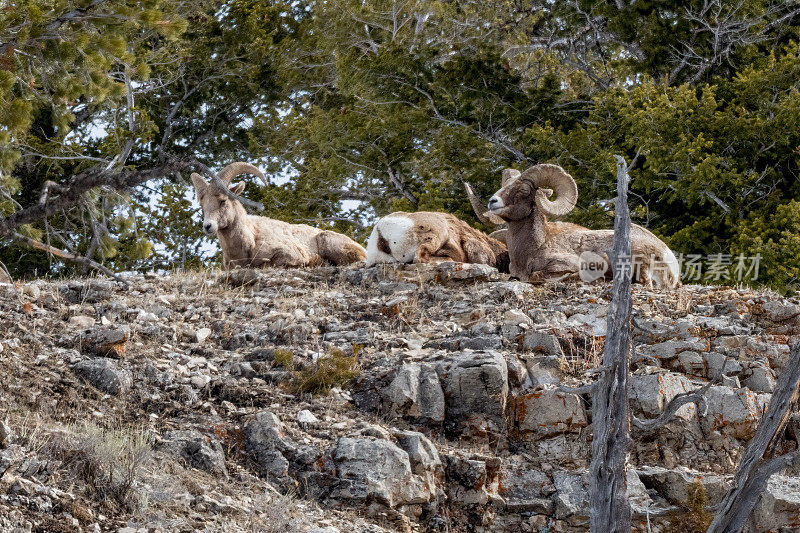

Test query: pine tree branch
[0,159,189,238]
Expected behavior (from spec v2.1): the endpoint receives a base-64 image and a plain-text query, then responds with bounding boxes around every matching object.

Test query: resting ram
[191,162,366,269]
[464,168,522,245]
[485,164,680,287]
[365,211,508,271]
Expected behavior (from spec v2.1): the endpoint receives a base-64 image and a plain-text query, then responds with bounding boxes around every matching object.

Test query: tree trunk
[707,342,800,533]
[589,155,634,533]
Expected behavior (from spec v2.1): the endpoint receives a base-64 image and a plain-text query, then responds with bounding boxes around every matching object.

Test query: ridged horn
[519,164,577,218]
[464,182,506,225]
[217,162,266,185]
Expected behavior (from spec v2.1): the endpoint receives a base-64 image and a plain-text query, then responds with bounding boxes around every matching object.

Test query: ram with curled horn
[486,163,680,287]
[464,168,548,245]
[191,162,366,269]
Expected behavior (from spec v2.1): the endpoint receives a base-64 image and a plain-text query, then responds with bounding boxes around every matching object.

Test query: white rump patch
[365,215,416,265]
[662,247,680,286]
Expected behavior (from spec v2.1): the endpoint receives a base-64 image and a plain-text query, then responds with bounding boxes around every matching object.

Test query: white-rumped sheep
[487,164,679,287]
[365,211,508,270]
[191,162,366,269]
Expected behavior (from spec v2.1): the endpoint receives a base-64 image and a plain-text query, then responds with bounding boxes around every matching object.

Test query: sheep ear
[502,168,521,186]
[229,182,246,195]
[190,173,208,193]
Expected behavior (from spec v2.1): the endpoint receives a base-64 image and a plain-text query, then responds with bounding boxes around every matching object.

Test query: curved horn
[217,162,267,185]
[501,168,521,187]
[464,182,506,225]
[519,164,577,218]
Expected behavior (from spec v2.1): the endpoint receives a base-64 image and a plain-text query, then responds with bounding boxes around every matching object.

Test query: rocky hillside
[1,263,799,533]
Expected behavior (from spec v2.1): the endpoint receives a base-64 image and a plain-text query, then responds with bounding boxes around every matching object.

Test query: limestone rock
[444,454,501,506]
[161,429,227,476]
[80,325,130,358]
[194,327,212,343]
[701,386,769,439]
[636,466,729,506]
[629,372,698,421]
[382,363,445,423]
[552,471,589,520]
[438,351,508,435]
[512,387,587,436]
[742,364,776,393]
[522,332,564,357]
[641,339,707,361]
[750,475,800,533]
[244,411,305,477]
[298,409,320,425]
[553,470,655,520]
[392,430,441,476]
[504,309,531,327]
[500,465,554,513]
[73,357,132,395]
[704,352,743,380]
[434,261,500,282]
[493,281,537,300]
[329,437,431,507]
[68,315,96,329]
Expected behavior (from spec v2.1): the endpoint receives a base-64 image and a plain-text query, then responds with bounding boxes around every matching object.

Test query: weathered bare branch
[558,382,598,395]
[707,341,800,533]
[589,155,634,532]
[11,232,127,285]
[632,382,712,432]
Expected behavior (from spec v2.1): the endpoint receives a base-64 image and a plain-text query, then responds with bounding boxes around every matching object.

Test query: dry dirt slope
[0,262,799,533]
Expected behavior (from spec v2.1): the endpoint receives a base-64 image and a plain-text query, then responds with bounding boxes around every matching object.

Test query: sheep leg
[461,238,495,266]
[316,231,367,265]
[253,243,311,268]
[527,255,581,283]
[416,237,465,263]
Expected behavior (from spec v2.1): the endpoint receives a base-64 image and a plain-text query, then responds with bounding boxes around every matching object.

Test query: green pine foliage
[1,0,799,290]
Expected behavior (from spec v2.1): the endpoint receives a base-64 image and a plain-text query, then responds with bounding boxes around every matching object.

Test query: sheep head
[190,162,265,235]
[487,164,577,222]
[463,168,520,226]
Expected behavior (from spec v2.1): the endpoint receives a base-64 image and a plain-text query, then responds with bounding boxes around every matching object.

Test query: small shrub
[287,348,360,395]
[663,479,713,532]
[49,423,152,512]
[274,348,295,370]
[213,423,246,460]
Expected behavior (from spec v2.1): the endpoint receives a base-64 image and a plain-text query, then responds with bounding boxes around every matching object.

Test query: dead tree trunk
[707,342,800,533]
[589,155,634,533]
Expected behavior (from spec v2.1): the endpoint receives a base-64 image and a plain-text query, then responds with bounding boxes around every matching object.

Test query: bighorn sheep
[191,162,366,269]
[365,211,508,270]
[464,168,524,244]
[486,164,680,287]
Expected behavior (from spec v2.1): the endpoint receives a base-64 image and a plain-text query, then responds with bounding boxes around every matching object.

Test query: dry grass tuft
[274,348,295,370]
[560,335,604,376]
[287,347,360,395]
[46,422,152,512]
